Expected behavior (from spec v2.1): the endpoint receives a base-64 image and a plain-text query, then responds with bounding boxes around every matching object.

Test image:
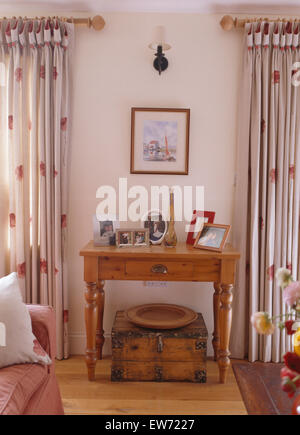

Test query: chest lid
[112,311,208,339]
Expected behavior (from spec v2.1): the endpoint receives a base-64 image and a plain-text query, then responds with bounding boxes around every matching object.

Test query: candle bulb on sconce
[149,25,171,75]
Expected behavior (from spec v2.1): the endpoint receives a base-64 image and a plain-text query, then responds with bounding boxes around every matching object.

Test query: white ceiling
[1,0,300,14]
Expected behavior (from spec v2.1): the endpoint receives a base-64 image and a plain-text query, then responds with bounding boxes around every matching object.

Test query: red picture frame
[186,210,216,245]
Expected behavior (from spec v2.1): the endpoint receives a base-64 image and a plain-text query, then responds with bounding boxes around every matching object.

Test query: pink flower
[17,262,26,278]
[9,213,16,228]
[33,339,46,357]
[60,117,67,131]
[15,67,22,82]
[40,161,46,176]
[251,311,275,335]
[15,165,23,180]
[283,281,300,307]
[40,65,45,79]
[8,115,13,130]
[40,259,48,274]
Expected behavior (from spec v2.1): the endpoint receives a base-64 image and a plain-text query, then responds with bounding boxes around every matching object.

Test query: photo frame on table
[130,108,190,175]
[186,210,216,245]
[193,223,231,252]
[116,228,150,248]
[93,215,120,246]
[141,209,168,245]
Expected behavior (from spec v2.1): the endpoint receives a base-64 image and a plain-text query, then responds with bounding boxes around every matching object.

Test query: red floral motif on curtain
[40,161,46,176]
[40,259,48,274]
[15,67,22,82]
[15,165,23,180]
[9,213,16,228]
[270,168,277,183]
[40,65,45,79]
[60,117,67,131]
[267,265,275,281]
[8,115,13,130]
[272,70,280,84]
[17,262,26,278]
[61,214,67,228]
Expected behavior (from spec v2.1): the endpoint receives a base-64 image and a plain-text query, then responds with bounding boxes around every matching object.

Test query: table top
[80,241,240,260]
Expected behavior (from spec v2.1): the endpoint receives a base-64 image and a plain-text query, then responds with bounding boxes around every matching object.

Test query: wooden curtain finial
[220,15,235,31]
[91,15,105,31]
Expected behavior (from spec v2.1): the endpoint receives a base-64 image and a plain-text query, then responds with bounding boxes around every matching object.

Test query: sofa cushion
[0,273,51,368]
[0,363,48,415]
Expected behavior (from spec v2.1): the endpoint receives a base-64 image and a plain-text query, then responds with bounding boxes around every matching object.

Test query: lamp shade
[149,25,171,51]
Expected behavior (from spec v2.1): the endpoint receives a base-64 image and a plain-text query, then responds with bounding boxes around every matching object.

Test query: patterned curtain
[0,19,74,359]
[232,22,300,362]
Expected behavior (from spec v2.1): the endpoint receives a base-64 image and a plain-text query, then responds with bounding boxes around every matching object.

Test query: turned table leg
[212,282,221,361]
[218,284,233,384]
[84,281,100,381]
[96,280,105,360]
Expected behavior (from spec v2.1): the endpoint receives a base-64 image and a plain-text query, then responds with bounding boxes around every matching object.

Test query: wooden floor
[55,356,247,415]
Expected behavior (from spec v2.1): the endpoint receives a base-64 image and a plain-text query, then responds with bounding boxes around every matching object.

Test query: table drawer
[125,260,194,280]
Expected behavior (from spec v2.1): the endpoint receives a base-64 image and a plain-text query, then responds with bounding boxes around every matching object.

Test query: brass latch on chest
[156,334,164,353]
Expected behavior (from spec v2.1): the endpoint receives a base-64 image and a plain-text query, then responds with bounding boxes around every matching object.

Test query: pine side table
[80,241,240,383]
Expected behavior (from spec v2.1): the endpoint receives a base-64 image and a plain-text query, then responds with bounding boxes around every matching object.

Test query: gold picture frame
[193,223,231,252]
[130,107,190,175]
[116,228,150,248]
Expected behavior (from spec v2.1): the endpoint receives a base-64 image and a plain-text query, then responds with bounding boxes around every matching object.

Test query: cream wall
[68,12,242,356]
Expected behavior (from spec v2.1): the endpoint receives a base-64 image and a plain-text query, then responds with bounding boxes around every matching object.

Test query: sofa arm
[27,305,56,361]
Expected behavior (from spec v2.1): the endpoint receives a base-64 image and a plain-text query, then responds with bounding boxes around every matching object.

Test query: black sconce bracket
[153,45,168,75]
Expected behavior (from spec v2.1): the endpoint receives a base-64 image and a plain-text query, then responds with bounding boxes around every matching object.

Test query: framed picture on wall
[186,210,216,245]
[130,108,190,175]
[193,223,230,252]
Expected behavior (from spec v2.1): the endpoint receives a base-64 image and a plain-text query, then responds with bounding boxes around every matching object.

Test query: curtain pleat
[0,18,73,359]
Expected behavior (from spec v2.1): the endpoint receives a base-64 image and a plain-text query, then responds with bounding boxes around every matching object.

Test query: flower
[252,267,300,409]
[284,352,300,374]
[251,312,275,335]
[294,329,300,357]
[280,367,300,398]
[285,320,300,335]
[283,282,300,307]
[276,267,293,288]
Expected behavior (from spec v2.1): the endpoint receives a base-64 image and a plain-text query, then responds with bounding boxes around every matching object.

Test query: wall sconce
[149,26,171,75]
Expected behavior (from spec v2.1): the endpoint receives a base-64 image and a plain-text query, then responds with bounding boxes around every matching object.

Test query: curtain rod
[220,14,299,31]
[0,15,105,31]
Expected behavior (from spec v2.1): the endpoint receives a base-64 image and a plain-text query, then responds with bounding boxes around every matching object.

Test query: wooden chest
[111,311,208,382]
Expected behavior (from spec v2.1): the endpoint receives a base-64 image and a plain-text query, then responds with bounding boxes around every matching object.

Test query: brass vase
[164,190,177,247]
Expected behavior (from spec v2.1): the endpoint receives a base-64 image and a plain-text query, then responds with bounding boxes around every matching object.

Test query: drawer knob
[151,264,168,274]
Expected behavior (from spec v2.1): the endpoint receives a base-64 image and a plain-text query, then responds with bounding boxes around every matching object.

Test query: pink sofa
[0,305,64,415]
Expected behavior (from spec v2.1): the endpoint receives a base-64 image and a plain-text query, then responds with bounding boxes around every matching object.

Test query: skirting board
[69,333,214,357]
